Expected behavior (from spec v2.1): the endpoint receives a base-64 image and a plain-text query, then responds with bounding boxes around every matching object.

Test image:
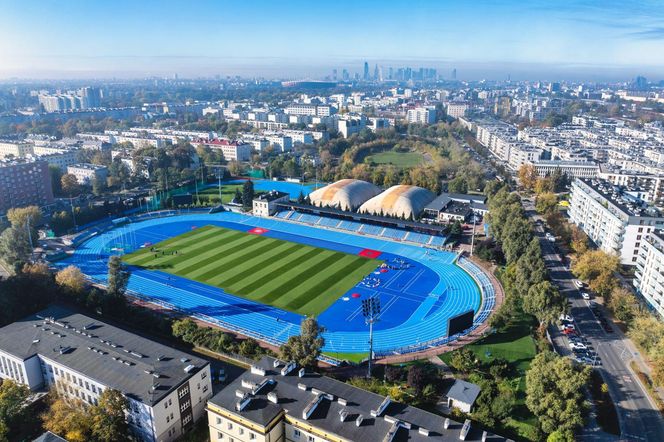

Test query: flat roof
[208,357,505,442]
[0,305,208,406]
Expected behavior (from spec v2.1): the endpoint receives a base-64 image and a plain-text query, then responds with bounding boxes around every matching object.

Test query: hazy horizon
[2,0,664,82]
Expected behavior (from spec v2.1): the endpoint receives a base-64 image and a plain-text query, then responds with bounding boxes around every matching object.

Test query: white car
[581,292,591,300]
[559,314,574,322]
[569,342,588,350]
[574,280,584,288]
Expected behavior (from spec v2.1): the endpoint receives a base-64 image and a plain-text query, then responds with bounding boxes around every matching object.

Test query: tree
[41,394,93,442]
[535,192,558,215]
[607,287,637,324]
[242,180,254,208]
[0,380,30,441]
[501,217,532,264]
[279,317,325,368]
[7,206,42,231]
[449,347,477,373]
[55,265,87,295]
[449,219,463,236]
[518,164,538,190]
[406,365,428,393]
[572,250,619,298]
[107,255,129,298]
[0,227,32,271]
[524,281,565,325]
[91,389,128,442]
[447,176,468,194]
[526,351,590,435]
[61,173,80,197]
[570,225,589,255]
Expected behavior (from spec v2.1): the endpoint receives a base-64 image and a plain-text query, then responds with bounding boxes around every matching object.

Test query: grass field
[365,151,424,168]
[122,225,381,316]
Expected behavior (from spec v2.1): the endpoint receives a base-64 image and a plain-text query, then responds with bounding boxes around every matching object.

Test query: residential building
[0,305,212,442]
[337,116,367,138]
[252,191,290,217]
[0,159,54,214]
[446,102,469,119]
[285,103,335,117]
[207,357,505,442]
[569,178,664,265]
[407,107,436,125]
[634,231,664,319]
[0,140,32,159]
[200,139,253,161]
[532,161,598,179]
[67,163,109,185]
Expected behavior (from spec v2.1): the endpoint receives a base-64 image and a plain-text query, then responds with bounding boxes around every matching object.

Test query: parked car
[563,328,577,335]
[570,342,588,350]
[574,280,584,289]
[581,292,591,300]
[559,314,574,322]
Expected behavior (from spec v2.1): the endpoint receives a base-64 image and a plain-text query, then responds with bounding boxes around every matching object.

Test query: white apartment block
[67,163,109,185]
[532,161,599,179]
[0,306,212,442]
[569,179,664,265]
[634,232,664,319]
[33,150,78,171]
[204,140,253,161]
[598,164,664,207]
[285,103,334,117]
[406,107,436,125]
[446,102,469,119]
[0,141,32,159]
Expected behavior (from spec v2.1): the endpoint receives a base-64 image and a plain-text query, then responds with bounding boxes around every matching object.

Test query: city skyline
[2,0,664,80]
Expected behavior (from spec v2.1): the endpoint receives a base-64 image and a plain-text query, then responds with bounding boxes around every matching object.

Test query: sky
[1,0,664,81]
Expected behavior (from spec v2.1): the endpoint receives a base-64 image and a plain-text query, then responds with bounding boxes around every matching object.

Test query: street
[522,199,664,442]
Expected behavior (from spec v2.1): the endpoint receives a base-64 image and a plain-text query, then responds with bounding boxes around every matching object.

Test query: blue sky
[1,0,664,80]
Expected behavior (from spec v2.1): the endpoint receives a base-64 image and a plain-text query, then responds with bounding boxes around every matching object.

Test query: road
[522,199,664,442]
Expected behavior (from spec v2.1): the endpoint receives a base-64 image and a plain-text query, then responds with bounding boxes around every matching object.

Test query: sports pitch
[122,225,381,316]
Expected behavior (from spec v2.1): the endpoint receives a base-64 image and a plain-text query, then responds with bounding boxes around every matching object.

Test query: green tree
[449,347,477,373]
[524,281,565,325]
[572,250,619,298]
[91,389,128,442]
[242,180,254,208]
[280,317,325,369]
[0,227,32,271]
[107,255,129,298]
[501,217,532,264]
[526,351,590,435]
[607,287,637,324]
[535,192,558,215]
[61,173,80,197]
[0,380,30,441]
[449,219,463,236]
[447,176,468,194]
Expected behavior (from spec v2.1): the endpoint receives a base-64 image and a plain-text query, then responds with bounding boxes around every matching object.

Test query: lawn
[365,151,424,168]
[439,317,539,440]
[122,225,381,316]
[197,184,258,204]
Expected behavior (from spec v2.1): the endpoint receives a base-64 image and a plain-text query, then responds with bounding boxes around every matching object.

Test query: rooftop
[0,305,209,406]
[577,178,662,218]
[255,190,289,202]
[208,357,505,442]
[446,379,481,406]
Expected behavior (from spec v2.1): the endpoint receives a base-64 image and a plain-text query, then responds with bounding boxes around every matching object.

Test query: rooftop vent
[418,427,430,436]
[236,396,252,412]
[235,389,246,399]
[281,361,297,376]
[356,415,364,427]
[302,394,325,420]
[272,359,282,368]
[443,417,450,430]
[157,355,165,361]
[184,364,196,373]
[298,368,305,378]
[59,346,72,354]
[460,419,471,441]
[297,383,307,391]
[339,409,349,422]
[252,378,274,395]
[180,357,189,363]
[267,392,278,404]
[250,365,266,376]
[337,397,347,406]
[32,339,40,344]
[371,396,391,417]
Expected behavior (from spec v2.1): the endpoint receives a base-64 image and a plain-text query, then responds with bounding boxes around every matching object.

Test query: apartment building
[407,107,436,125]
[0,159,54,214]
[67,163,109,185]
[446,102,469,119]
[206,357,505,442]
[0,305,213,442]
[285,103,335,117]
[569,178,664,265]
[0,140,32,159]
[532,160,599,179]
[634,232,664,319]
[202,139,253,161]
[598,164,664,207]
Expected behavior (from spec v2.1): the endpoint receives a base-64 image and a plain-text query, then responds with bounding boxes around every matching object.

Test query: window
[164,402,168,409]
[216,417,222,425]
[183,414,192,425]
[308,436,314,442]
[227,423,233,430]
[294,429,301,439]
[239,428,244,435]
[201,371,207,379]
[249,433,256,440]
[217,432,223,439]
[85,381,90,391]
[180,400,190,412]
[638,235,642,240]
[632,257,638,262]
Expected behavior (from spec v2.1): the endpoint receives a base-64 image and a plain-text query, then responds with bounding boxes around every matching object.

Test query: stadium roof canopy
[308,179,381,211]
[359,185,435,219]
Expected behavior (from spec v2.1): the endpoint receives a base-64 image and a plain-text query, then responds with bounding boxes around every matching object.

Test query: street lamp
[362,296,381,378]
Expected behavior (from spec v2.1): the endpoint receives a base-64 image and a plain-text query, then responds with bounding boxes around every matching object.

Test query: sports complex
[58,179,497,363]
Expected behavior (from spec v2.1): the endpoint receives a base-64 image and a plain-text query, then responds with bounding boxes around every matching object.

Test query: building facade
[252,191,290,217]
[0,306,212,442]
[67,163,109,185]
[634,232,664,319]
[569,179,664,265]
[0,159,54,214]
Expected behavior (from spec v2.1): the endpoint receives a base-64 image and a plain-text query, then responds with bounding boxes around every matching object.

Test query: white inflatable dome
[308,179,382,211]
[358,185,435,219]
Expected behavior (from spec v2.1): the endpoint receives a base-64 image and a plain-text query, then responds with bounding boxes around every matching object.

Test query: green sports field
[122,225,381,316]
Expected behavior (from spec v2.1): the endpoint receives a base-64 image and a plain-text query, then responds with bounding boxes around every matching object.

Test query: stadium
[58,179,497,363]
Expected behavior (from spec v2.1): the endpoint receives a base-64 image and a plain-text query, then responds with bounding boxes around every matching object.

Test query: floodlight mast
[362,296,381,378]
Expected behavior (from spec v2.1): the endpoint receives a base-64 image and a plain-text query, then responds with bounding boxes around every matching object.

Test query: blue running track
[58,212,491,357]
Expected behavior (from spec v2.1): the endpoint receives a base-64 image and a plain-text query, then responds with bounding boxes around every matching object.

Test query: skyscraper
[342,69,349,81]
[373,64,379,81]
[363,62,369,81]
[332,69,337,80]
[452,68,457,80]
